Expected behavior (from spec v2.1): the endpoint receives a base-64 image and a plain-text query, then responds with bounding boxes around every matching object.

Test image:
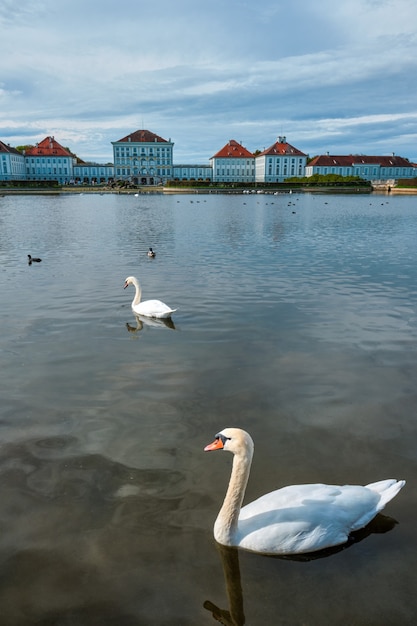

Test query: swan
[123,276,177,319]
[147,247,156,257]
[204,428,405,555]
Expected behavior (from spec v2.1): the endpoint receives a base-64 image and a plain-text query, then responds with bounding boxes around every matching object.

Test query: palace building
[306,153,416,181]
[210,140,255,183]
[255,137,307,183]
[0,140,26,180]
[1,130,415,185]
[111,129,173,185]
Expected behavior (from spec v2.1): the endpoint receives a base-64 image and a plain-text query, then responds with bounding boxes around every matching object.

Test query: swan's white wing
[237,483,382,554]
[133,299,176,319]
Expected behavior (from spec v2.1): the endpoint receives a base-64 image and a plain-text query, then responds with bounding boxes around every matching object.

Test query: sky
[1,0,417,164]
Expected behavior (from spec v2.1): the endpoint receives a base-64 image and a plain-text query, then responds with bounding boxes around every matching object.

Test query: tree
[16,145,34,153]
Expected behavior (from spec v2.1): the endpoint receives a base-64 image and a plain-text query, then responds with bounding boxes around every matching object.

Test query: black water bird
[28,254,42,264]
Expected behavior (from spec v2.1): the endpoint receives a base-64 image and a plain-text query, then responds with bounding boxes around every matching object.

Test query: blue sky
[1,0,417,164]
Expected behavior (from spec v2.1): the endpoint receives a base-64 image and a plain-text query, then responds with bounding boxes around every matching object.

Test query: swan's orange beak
[123,281,128,289]
[204,438,224,452]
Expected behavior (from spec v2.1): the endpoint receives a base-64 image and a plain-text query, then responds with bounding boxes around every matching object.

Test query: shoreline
[0,185,416,196]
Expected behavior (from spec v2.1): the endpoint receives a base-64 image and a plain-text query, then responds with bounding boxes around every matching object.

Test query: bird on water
[28,254,42,264]
[204,427,405,555]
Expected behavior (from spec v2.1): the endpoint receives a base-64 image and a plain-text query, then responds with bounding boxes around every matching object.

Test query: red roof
[259,139,306,157]
[0,140,22,156]
[308,154,413,168]
[211,139,254,159]
[25,136,72,157]
[116,129,169,143]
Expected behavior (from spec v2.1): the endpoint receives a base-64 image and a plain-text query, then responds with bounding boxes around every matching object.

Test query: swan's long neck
[132,279,142,306]
[214,448,252,546]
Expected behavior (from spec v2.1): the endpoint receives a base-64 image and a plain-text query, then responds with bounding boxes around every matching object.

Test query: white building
[24,136,76,184]
[0,140,26,180]
[305,154,417,181]
[4,129,415,187]
[172,164,212,181]
[210,140,255,183]
[73,162,114,184]
[112,129,173,185]
[255,137,307,183]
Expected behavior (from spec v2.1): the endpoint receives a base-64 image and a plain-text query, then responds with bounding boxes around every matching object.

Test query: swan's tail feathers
[366,479,406,510]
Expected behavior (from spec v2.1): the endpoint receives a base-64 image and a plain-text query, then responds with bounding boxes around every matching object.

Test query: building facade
[210,140,255,183]
[2,130,416,186]
[73,162,114,184]
[0,140,26,180]
[306,154,416,180]
[111,129,173,185]
[255,137,307,183]
[24,136,76,184]
[172,164,212,181]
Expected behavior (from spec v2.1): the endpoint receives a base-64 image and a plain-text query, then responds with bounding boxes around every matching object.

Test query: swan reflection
[204,514,398,625]
[204,544,244,626]
[126,315,176,334]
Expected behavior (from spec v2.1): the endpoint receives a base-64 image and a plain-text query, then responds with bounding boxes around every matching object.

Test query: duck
[147,247,156,257]
[204,427,405,555]
[28,254,42,263]
[123,276,177,319]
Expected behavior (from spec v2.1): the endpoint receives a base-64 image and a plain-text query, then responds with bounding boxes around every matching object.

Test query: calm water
[0,191,416,625]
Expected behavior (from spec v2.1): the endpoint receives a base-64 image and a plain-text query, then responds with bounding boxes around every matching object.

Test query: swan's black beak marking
[204,433,231,452]
[217,433,231,447]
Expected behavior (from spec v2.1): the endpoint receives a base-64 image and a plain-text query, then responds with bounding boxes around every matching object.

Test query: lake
[0,191,416,625]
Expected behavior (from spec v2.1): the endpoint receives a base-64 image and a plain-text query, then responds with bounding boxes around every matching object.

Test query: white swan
[204,428,405,555]
[123,276,177,319]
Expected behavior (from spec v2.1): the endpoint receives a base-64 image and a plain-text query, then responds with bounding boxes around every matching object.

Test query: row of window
[115,159,170,166]
[216,169,255,176]
[25,157,71,164]
[267,166,304,175]
[75,169,112,175]
[2,164,26,173]
[114,147,171,156]
[2,155,23,162]
[216,159,254,166]
[115,168,171,176]
[26,168,69,175]
[174,170,211,176]
[313,167,409,176]
[266,157,303,164]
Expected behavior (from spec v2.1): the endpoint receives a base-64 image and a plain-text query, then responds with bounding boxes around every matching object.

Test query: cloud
[1,0,417,162]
